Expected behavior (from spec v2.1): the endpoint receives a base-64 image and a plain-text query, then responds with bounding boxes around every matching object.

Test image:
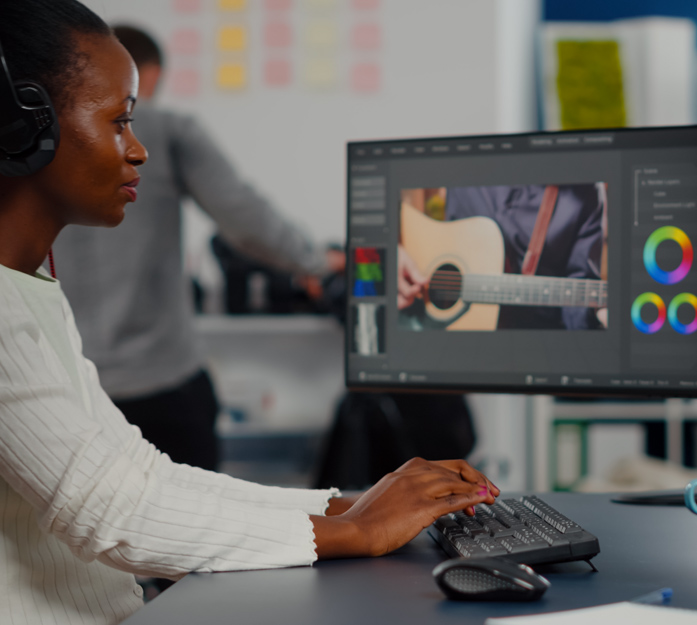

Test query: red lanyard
[48,248,56,279]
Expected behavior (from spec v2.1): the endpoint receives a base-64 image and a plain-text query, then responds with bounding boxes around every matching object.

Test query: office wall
[83,0,540,244]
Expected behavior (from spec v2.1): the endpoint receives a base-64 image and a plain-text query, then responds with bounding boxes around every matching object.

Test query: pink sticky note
[264,59,292,87]
[173,0,203,13]
[265,0,292,10]
[264,21,292,48]
[351,0,379,10]
[169,29,201,55]
[351,23,380,50]
[168,68,201,96]
[351,63,380,93]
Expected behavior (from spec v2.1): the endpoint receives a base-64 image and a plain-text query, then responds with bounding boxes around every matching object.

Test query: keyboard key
[512,527,549,548]
[486,504,525,530]
[474,503,495,517]
[497,535,539,554]
[452,512,488,537]
[520,496,584,534]
[480,518,515,537]
[452,540,489,558]
[524,518,570,547]
[497,499,537,523]
[472,536,509,557]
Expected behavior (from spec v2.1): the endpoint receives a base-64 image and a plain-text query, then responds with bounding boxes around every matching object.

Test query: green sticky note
[556,40,626,130]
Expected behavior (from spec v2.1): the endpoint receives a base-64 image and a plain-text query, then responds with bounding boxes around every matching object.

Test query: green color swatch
[355,263,383,281]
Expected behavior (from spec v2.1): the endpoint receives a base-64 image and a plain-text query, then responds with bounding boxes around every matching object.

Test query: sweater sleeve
[167,111,329,276]
[0,284,339,580]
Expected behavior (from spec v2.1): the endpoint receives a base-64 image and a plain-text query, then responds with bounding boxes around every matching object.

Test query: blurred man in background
[53,25,342,472]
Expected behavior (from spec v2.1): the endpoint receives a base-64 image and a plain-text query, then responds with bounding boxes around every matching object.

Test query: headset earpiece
[0,36,60,177]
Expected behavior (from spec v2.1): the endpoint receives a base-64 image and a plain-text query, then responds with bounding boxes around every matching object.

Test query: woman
[0,2,498,624]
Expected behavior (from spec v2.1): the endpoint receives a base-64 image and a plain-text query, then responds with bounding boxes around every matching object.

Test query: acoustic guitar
[400,203,607,330]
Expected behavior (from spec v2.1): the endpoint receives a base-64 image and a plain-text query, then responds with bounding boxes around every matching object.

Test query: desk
[123,493,697,625]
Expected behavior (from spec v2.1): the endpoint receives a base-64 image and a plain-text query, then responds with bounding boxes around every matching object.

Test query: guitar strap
[521,185,559,276]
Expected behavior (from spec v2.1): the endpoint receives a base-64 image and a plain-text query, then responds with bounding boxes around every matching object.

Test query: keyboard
[429,495,600,567]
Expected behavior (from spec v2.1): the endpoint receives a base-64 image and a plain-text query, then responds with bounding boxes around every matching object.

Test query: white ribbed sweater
[0,264,338,625]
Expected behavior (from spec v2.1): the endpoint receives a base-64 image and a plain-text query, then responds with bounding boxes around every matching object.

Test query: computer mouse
[433,557,550,601]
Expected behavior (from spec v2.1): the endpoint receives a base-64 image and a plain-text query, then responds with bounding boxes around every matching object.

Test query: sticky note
[305,21,337,49]
[556,40,626,130]
[351,63,380,93]
[304,58,337,88]
[218,26,247,51]
[168,68,200,96]
[264,59,292,87]
[173,0,203,12]
[264,21,293,48]
[219,0,246,9]
[351,23,380,50]
[264,0,292,10]
[170,29,201,55]
[217,63,247,89]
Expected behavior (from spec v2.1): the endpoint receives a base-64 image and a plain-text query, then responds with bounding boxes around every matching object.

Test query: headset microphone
[0,35,60,177]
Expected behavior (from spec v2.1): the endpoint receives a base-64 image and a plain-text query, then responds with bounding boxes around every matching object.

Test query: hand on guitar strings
[397,245,428,310]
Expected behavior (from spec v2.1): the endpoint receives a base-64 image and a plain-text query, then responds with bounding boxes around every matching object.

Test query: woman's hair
[112,25,164,69]
[0,0,111,112]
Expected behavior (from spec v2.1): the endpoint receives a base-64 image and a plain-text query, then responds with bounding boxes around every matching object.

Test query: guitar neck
[461,273,607,308]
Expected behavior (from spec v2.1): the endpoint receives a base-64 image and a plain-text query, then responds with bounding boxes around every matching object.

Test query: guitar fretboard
[430,270,607,308]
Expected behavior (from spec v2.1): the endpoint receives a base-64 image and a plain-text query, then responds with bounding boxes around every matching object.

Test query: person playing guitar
[398,184,608,331]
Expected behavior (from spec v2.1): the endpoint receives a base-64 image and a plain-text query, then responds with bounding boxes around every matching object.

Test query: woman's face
[35,33,147,228]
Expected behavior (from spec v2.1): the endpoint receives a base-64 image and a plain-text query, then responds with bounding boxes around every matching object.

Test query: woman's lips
[122,178,140,202]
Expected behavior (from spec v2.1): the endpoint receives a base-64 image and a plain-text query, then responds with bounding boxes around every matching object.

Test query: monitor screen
[345,126,697,398]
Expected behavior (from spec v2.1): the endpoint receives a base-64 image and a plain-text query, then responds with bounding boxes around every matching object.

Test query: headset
[0,33,60,177]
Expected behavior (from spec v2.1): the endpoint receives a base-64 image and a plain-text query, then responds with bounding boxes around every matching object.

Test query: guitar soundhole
[429,263,462,310]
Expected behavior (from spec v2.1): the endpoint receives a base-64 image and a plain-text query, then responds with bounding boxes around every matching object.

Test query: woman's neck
[0,184,62,275]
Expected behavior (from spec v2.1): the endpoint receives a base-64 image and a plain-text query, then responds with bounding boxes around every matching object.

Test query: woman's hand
[397,245,427,309]
[312,458,499,559]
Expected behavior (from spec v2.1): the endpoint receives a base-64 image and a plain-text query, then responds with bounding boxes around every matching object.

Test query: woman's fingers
[396,458,500,498]
[429,459,500,496]
[386,461,496,511]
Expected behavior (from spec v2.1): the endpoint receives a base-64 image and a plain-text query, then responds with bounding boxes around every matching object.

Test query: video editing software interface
[346,126,697,396]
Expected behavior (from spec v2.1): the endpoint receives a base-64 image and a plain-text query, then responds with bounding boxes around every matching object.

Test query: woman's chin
[104,210,127,228]
[74,208,126,229]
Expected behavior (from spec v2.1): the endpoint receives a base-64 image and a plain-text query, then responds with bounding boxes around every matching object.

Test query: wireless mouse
[433,557,550,601]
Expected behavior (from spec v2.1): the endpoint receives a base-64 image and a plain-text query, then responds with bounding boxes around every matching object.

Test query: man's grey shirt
[53,106,327,399]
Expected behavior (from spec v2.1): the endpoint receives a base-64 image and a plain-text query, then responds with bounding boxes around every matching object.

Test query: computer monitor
[345,125,697,398]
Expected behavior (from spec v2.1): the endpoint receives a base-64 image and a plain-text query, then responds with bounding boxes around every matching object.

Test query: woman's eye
[115,117,134,132]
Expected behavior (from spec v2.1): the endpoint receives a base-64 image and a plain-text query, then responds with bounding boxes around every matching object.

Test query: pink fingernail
[478,487,488,496]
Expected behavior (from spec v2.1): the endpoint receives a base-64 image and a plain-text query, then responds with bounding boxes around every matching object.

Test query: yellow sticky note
[219,0,246,9]
[304,58,336,88]
[217,63,247,89]
[556,40,626,130]
[218,26,247,51]
[305,21,337,49]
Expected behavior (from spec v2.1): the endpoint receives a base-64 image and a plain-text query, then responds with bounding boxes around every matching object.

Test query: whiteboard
[83,0,540,243]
